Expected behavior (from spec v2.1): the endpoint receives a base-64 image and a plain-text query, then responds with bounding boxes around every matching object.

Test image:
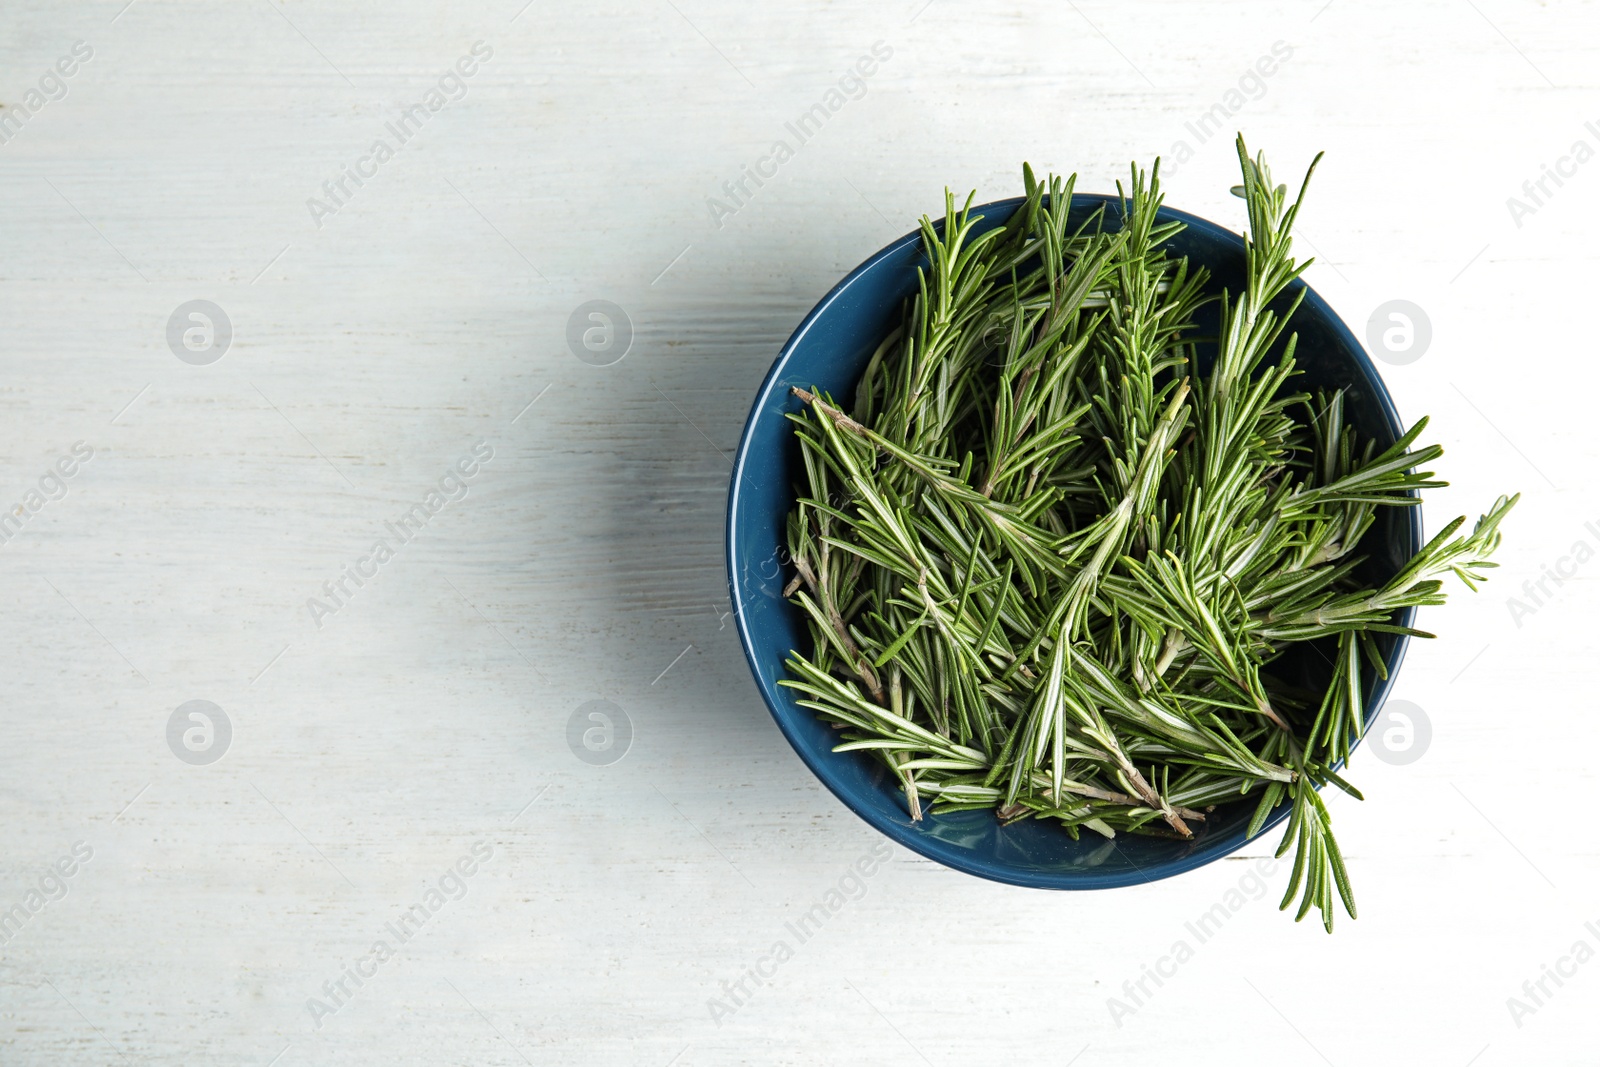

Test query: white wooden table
[2,1,1596,1063]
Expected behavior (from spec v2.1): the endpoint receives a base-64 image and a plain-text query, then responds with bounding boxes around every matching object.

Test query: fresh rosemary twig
[779,137,1516,931]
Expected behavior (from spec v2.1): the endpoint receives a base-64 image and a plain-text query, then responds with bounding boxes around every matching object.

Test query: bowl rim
[725,192,1420,889]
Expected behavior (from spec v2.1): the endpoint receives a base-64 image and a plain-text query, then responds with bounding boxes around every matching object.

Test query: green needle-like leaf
[777,137,1516,933]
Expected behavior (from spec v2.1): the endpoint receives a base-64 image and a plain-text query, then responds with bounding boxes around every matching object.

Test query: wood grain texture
[2,0,1598,1063]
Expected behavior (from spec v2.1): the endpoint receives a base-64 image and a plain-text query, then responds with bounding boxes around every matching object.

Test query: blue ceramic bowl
[726,194,1420,889]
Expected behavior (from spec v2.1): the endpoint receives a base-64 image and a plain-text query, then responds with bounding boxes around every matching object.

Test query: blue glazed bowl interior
[726,194,1420,889]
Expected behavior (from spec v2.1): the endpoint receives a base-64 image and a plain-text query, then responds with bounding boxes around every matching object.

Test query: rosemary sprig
[778,137,1516,931]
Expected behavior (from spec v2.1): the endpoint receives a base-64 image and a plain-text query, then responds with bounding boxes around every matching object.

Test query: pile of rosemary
[779,138,1515,931]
